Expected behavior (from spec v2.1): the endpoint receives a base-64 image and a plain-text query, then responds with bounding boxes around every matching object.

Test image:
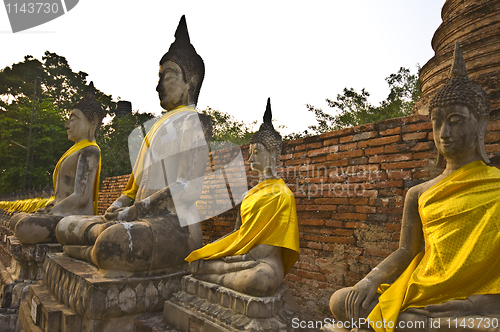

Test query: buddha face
[248,143,272,175]
[156,60,190,111]
[431,104,480,160]
[65,108,94,142]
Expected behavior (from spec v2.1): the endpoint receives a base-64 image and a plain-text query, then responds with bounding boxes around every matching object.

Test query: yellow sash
[122,105,196,200]
[185,178,300,275]
[53,139,101,214]
[368,160,500,331]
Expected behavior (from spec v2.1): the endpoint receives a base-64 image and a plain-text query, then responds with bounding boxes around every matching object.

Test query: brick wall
[97,174,130,215]
[97,114,500,320]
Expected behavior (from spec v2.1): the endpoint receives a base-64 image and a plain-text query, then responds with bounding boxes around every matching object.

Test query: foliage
[97,112,155,182]
[201,107,256,145]
[0,52,116,194]
[301,67,421,136]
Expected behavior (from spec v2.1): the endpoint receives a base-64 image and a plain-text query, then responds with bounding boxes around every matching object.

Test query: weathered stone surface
[414,0,500,116]
[39,253,185,320]
[164,275,298,331]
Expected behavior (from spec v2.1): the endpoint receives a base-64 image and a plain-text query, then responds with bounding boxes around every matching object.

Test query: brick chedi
[414,0,500,116]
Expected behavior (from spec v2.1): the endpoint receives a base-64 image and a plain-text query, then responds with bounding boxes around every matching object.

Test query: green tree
[0,52,116,194]
[201,107,256,145]
[303,67,421,136]
[97,111,155,182]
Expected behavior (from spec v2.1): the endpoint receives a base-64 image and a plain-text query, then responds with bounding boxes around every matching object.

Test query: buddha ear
[88,113,100,140]
[477,113,490,163]
[188,74,200,106]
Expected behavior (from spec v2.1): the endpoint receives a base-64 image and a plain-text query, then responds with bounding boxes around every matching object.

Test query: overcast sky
[1,0,445,134]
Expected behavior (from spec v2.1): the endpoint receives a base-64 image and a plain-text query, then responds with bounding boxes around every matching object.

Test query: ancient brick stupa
[414,0,500,116]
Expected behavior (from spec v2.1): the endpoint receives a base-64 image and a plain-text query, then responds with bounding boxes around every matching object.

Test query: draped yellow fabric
[368,160,500,332]
[185,178,300,275]
[53,139,101,214]
[122,105,195,200]
[0,196,54,213]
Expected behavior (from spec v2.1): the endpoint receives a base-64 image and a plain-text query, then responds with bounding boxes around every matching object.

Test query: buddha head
[67,82,104,142]
[156,15,205,111]
[249,98,282,178]
[429,42,490,165]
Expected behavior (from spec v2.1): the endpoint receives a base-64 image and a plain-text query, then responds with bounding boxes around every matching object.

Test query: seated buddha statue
[9,83,103,244]
[329,42,500,332]
[186,98,300,297]
[55,16,212,275]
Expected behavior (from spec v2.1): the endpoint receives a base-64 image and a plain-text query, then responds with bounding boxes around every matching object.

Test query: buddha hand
[405,298,477,317]
[105,205,138,222]
[346,277,378,320]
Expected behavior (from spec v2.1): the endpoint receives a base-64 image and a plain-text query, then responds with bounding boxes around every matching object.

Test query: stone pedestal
[0,236,62,332]
[18,253,186,332]
[164,275,298,332]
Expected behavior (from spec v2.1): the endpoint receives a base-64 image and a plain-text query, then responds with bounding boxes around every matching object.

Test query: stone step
[23,283,82,332]
[134,313,181,332]
[42,253,185,320]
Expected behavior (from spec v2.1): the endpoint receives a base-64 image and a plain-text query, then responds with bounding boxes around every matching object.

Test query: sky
[0,0,446,135]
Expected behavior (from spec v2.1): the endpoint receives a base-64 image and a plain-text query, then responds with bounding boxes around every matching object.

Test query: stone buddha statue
[185,98,300,297]
[55,16,212,276]
[329,42,500,331]
[9,82,103,244]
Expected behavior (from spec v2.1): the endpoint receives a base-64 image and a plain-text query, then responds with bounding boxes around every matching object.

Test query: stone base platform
[0,237,62,332]
[18,253,187,332]
[164,275,298,332]
[134,313,180,332]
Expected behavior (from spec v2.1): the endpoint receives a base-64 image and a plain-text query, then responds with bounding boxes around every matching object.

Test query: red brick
[295,144,305,151]
[299,219,325,226]
[324,138,339,146]
[379,127,401,136]
[315,197,349,205]
[331,236,356,244]
[307,242,323,250]
[345,221,366,229]
[381,160,428,170]
[305,205,337,211]
[411,142,434,152]
[413,151,435,160]
[307,146,331,157]
[365,248,394,257]
[295,269,327,281]
[306,142,322,149]
[349,198,369,205]
[387,170,412,180]
[358,135,400,148]
[487,120,500,131]
[338,142,357,151]
[321,244,345,254]
[413,170,431,179]
[356,206,376,214]
[325,220,343,228]
[485,132,500,143]
[368,153,412,164]
[352,131,378,141]
[340,135,354,144]
[378,206,403,214]
[304,234,320,242]
[383,143,410,154]
[285,274,302,282]
[486,143,500,153]
[327,149,364,160]
[402,132,427,141]
[354,123,376,133]
[364,146,384,156]
[335,229,354,236]
[385,223,401,231]
[325,159,349,167]
[403,122,432,132]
